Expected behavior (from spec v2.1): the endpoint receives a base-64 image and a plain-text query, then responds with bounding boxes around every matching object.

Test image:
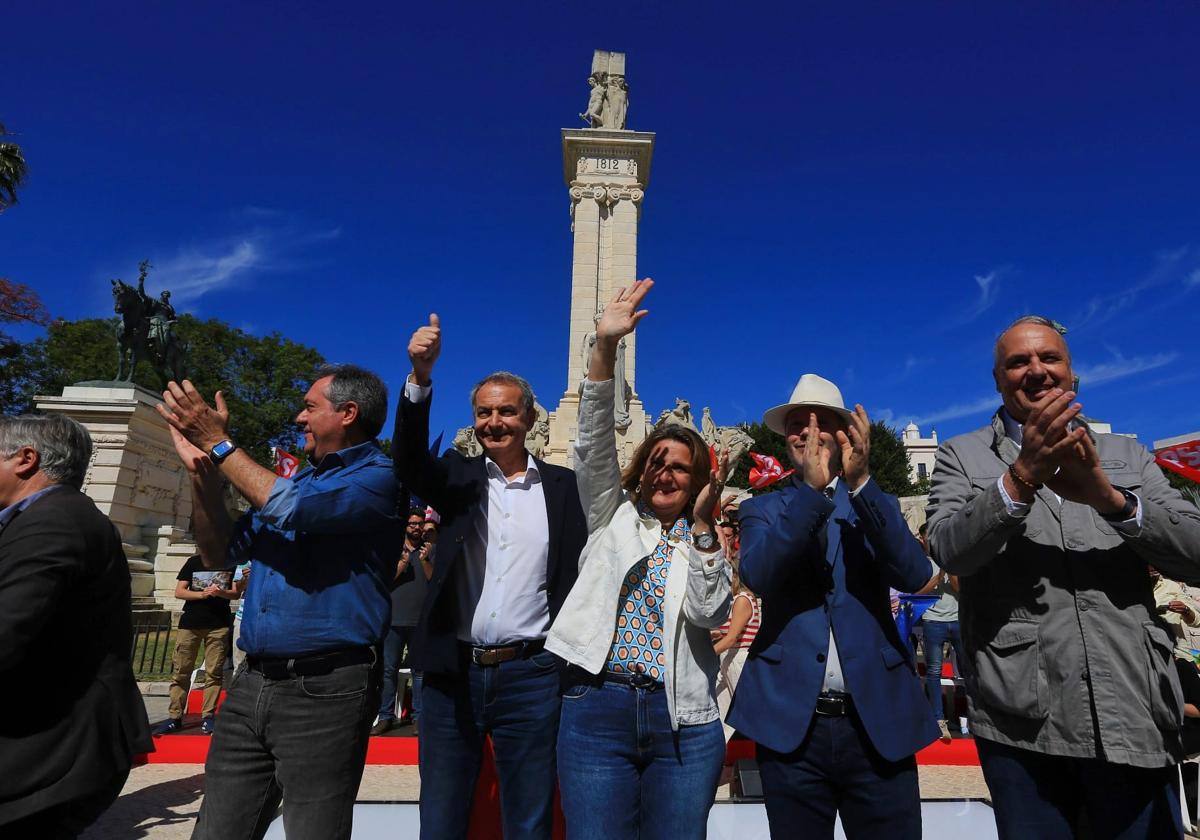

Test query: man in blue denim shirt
[158,364,403,840]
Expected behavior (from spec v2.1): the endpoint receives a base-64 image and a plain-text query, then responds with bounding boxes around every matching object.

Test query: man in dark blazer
[397,314,587,840]
[0,414,153,836]
[728,374,937,839]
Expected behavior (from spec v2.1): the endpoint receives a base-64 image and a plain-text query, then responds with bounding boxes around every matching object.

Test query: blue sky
[4,3,1199,450]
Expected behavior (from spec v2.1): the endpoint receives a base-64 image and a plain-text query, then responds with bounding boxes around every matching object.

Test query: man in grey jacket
[927,315,1200,838]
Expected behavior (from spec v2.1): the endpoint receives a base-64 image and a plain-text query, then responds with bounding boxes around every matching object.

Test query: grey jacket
[927,412,1200,768]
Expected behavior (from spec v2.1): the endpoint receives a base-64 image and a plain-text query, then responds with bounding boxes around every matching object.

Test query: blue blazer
[728,478,939,760]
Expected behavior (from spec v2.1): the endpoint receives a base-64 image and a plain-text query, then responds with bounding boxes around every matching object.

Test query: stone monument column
[547,115,656,467]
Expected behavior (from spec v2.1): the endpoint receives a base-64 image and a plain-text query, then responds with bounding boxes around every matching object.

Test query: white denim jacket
[546,378,732,728]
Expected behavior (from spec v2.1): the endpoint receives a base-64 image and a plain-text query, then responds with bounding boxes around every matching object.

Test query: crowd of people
[2,283,1200,840]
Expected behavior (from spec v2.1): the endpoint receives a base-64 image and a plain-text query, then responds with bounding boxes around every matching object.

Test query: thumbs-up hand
[408,313,442,386]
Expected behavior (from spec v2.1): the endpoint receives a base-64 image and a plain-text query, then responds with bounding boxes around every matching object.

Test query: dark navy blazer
[728,478,939,760]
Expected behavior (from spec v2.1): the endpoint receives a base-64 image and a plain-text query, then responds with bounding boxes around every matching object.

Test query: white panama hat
[762,374,854,435]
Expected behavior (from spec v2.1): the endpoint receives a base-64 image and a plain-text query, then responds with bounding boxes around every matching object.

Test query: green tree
[2,315,325,467]
[728,419,919,497]
[0,123,28,212]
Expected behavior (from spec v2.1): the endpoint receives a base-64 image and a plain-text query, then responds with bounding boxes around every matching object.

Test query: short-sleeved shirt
[177,555,235,630]
[390,547,430,628]
[923,571,960,623]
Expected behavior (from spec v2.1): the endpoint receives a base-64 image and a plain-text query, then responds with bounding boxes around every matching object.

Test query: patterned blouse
[605,510,690,682]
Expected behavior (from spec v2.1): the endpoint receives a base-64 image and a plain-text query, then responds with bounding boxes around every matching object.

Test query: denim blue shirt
[232,440,403,658]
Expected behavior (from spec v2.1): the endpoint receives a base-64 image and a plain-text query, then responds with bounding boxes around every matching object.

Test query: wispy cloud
[154,239,261,304]
[911,395,998,427]
[1074,351,1179,388]
[942,266,1007,329]
[139,220,342,305]
[1073,247,1197,331]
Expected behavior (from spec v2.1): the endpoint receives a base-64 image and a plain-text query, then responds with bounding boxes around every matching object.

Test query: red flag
[274,447,301,478]
[1155,438,1200,485]
[748,451,794,490]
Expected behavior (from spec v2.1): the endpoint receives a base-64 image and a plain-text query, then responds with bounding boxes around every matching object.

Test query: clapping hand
[408,314,442,386]
[1045,431,1127,515]
[798,412,838,492]
[693,445,731,527]
[837,405,872,491]
[157,380,231,454]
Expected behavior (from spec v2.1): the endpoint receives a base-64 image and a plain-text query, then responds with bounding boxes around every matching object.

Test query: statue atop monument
[110,260,186,386]
[579,49,629,130]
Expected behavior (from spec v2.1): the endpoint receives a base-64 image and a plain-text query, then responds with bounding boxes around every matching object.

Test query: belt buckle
[815,694,846,716]
[628,671,656,690]
[472,647,504,666]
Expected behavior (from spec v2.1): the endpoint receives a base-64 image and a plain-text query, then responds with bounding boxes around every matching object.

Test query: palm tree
[0,122,28,212]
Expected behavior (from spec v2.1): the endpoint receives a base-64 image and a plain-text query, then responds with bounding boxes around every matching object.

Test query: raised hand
[589,279,653,382]
[596,279,654,344]
[799,412,837,492]
[837,405,871,490]
[157,380,231,453]
[693,444,731,527]
[408,313,442,386]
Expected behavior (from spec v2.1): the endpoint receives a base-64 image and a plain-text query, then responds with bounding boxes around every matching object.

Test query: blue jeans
[379,626,422,722]
[418,649,562,840]
[922,619,969,721]
[757,710,921,840]
[977,737,1182,839]
[556,677,725,840]
[194,658,380,840]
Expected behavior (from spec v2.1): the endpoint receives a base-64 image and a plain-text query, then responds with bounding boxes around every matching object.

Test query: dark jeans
[922,618,969,721]
[556,677,725,840]
[419,650,562,840]
[977,737,1183,839]
[379,625,422,722]
[757,709,921,840]
[192,658,381,840]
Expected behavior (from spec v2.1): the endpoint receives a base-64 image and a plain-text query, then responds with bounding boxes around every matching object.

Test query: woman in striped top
[713,532,760,741]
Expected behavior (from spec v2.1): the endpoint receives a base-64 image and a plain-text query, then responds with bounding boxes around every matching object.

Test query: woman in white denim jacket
[546,279,732,840]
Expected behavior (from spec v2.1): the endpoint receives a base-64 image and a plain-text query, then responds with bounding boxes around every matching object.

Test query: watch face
[695,532,716,550]
[211,440,235,460]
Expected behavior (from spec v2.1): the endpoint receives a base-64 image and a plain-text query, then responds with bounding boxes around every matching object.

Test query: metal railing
[130,612,175,678]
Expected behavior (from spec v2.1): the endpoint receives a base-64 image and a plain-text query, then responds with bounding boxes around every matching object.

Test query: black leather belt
[603,670,662,691]
[460,638,546,666]
[246,646,375,679]
[565,665,663,691]
[814,691,852,716]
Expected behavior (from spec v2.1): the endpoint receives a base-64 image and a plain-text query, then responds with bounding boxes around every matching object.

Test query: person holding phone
[156,553,238,735]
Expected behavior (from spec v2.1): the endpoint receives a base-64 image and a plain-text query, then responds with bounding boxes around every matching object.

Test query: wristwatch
[209,439,238,464]
[693,531,718,552]
[1099,487,1138,523]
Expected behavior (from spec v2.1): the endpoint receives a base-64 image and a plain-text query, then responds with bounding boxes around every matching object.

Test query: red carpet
[143,732,979,766]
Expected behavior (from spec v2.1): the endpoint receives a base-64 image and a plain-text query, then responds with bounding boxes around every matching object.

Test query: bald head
[992,318,1074,423]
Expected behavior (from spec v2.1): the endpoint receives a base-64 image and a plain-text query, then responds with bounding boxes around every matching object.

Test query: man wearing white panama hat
[728,374,938,839]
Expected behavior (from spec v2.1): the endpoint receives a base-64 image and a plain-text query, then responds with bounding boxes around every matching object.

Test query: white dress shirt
[406,381,551,644]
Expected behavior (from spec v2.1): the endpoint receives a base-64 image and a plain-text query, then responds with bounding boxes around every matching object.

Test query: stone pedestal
[35,383,197,609]
[547,128,656,468]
